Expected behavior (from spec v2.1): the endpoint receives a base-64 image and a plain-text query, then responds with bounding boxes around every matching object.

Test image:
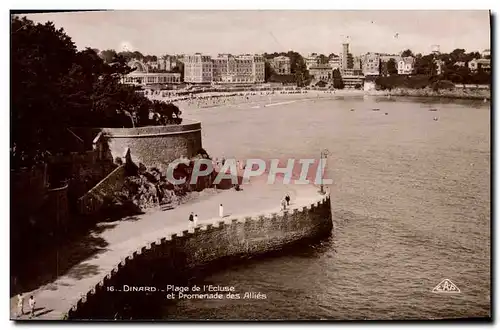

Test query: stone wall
[43,184,70,229]
[48,151,98,166]
[103,121,202,170]
[77,165,127,215]
[10,165,48,222]
[11,166,71,256]
[65,193,332,319]
[47,150,117,207]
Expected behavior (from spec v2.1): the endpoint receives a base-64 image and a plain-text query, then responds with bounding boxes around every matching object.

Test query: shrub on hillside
[375,74,434,90]
[432,80,455,92]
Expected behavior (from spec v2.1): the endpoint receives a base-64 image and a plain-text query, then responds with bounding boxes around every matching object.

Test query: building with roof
[435,59,446,75]
[379,55,401,76]
[184,53,213,83]
[271,56,291,75]
[362,53,381,76]
[353,56,362,71]
[122,59,181,86]
[328,56,341,70]
[397,57,415,75]
[468,58,491,73]
[208,54,265,84]
[309,64,333,82]
[305,53,320,70]
[482,49,490,58]
[158,56,178,71]
[340,43,354,74]
[431,44,441,55]
[342,74,365,89]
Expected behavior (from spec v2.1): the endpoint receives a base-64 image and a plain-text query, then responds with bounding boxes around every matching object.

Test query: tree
[332,69,344,89]
[170,61,184,81]
[144,55,158,62]
[117,51,133,62]
[11,15,79,165]
[132,51,144,60]
[11,15,182,168]
[414,54,436,75]
[286,51,310,86]
[472,66,491,85]
[328,53,337,60]
[264,61,276,82]
[99,49,117,63]
[318,54,328,64]
[387,58,398,75]
[401,49,414,57]
[454,65,471,84]
[260,50,311,85]
[450,48,466,62]
[152,101,182,125]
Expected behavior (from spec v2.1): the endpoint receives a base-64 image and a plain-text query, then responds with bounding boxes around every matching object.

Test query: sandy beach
[148,89,366,112]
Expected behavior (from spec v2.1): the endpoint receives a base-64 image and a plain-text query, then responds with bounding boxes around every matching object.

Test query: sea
[160,95,491,320]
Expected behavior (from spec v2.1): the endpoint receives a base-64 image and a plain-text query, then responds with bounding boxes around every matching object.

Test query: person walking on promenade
[16,293,24,318]
[28,296,35,319]
[219,204,224,218]
[193,214,199,228]
[285,194,291,206]
[188,212,194,230]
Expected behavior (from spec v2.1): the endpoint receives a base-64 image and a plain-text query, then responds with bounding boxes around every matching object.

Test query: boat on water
[372,108,380,111]
[429,108,438,111]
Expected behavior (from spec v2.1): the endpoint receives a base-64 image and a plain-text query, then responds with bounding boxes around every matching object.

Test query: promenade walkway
[11,180,324,320]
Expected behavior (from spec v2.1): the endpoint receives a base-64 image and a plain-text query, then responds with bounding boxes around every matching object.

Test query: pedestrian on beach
[28,296,35,319]
[193,214,198,228]
[281,198,287,211]
[188,212,194,229]
[16,293,24,317]
[219,203,224,218]
[285,194,291,206]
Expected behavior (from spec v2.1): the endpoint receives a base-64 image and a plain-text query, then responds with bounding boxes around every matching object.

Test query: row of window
[122,76,181,84]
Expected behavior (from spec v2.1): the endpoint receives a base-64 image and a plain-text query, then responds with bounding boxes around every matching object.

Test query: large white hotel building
[184,53,265,84]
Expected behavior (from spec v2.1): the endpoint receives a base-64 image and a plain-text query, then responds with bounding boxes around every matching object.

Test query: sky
[23,10,491,57]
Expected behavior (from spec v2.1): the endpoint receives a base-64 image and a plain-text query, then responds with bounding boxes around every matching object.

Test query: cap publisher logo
[432,279,461,293]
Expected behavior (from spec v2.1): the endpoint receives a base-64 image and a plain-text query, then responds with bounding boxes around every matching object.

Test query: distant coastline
[146,85,491,108]
[365,87,490,101]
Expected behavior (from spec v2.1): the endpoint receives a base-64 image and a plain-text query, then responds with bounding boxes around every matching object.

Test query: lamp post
[320,149,329,194]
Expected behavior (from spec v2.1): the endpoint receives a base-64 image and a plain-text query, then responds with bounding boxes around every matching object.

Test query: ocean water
[162,95,491,320]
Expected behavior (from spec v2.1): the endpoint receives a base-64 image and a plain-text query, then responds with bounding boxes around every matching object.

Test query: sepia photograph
[8,8,491,322]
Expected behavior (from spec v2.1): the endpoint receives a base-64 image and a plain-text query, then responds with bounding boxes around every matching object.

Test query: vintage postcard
[9,9,491,321]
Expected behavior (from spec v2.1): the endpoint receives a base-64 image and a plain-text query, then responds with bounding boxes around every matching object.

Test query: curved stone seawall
[103,120,202,169]
[66,194,332,319]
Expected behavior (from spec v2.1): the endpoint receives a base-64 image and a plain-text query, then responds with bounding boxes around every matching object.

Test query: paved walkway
[11,180,324,320]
